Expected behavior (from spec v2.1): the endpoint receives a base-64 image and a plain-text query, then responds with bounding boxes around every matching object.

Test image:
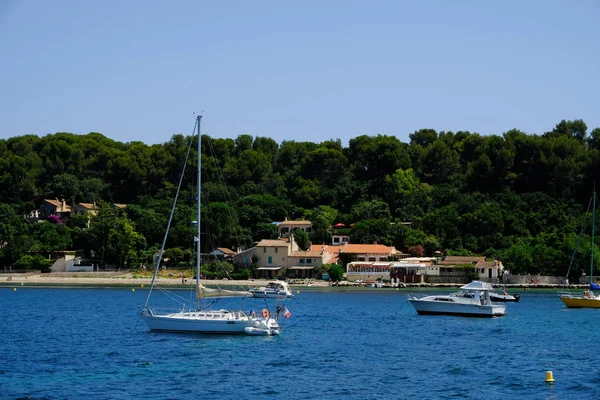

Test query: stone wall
[502,274,565,285]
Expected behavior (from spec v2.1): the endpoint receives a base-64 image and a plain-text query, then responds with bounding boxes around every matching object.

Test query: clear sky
[1,0,599,146]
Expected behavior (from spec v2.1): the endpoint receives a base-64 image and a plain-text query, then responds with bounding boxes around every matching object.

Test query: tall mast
[196,115,202,311]
[592,189,596,283]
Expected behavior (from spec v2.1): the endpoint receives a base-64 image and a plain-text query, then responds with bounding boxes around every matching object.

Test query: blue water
[1,287,599,399]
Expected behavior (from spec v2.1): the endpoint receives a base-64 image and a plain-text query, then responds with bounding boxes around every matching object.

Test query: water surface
[1,287,598,399]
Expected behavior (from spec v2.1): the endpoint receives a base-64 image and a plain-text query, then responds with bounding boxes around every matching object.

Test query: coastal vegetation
[1,119,599,279]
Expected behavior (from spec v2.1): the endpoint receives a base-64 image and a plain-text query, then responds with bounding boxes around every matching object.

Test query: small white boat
[489,289,520,302]
[249,281,293,298]
[408,281,506,318]
[244,326,281,336]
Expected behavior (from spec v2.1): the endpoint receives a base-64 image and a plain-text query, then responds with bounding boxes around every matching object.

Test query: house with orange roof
[276,219,312,237]
[309,243,345,265]
[39,199,71,221]
[338,243,399,263]
[73,202,99,216]
[232,235,332,279]
[475,259,504,280]
[209,247,236,261]
[413,255,504,283]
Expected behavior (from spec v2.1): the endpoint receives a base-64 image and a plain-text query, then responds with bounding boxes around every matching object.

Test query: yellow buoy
[545,371,554,383]
[141,284,144,287]
[297,290,300,294]
[21,282,24,286]
[132,288,135,292]
[396,288,399,291]
[13,287,16,291]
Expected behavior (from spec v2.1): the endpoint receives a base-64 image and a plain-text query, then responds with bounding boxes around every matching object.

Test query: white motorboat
[249,281,294,298]
[244,326,281,336]
[408,281,506,318]
[489,289,520,302]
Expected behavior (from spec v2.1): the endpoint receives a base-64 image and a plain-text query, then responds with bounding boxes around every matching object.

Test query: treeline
[0,119,599,278]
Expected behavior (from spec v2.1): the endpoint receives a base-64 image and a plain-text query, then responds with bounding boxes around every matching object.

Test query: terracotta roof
[76,203,97,209]
[339,244,397,254]
[475,260,500,268]
[256,239,289,247]
[216,247,235,255]
[44,199,71,212]
[288,251,323,258]
[279,220,312,226]
[310,244,345,254]
[114,203,127,208]
[438,256,484,265]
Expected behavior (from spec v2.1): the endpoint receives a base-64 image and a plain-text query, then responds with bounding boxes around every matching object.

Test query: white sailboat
[141,116,282,335]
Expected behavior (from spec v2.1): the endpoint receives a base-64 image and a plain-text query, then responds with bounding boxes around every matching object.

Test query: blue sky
[1,0,599,146]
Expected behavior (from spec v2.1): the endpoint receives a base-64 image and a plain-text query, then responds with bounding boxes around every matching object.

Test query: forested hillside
[1,119,599,278]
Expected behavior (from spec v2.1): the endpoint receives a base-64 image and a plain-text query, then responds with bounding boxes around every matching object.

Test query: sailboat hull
[142,310,280,334]
[559,296,600,309]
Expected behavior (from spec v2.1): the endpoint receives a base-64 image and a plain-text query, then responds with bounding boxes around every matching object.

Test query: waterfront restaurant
[389,261,429,284]
[346,260,431,284]
[346,261,394,282]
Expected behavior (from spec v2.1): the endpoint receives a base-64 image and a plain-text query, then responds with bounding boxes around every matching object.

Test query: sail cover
[196,284,252,299]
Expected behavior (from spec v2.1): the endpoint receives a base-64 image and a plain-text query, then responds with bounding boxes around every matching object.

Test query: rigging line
[205,136,251,256]
[205,136,255,282]
[142,119,198,312]
[566,195,594,279]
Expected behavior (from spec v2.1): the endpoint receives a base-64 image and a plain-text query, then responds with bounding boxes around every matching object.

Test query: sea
[1,286,599,400]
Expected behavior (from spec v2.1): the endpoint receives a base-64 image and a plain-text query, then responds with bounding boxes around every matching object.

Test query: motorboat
[249,281,294,298]
[244,326,281,336]
[408,281,506,318]
[559,290,600,308]
[489,289,520,302]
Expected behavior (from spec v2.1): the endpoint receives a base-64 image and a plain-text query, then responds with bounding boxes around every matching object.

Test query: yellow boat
[559,189,599,309]
[559,291,600,308]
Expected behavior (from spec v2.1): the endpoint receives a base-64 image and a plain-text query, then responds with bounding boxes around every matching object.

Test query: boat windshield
[450,290,473,298]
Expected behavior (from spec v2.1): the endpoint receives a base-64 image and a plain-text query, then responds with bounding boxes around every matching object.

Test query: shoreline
[0,273,584,291]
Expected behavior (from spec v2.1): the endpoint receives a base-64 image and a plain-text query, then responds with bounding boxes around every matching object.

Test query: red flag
[283,306,291,318]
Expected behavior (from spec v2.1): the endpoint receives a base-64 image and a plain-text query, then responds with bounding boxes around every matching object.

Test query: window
[268,256,272,264]
[300,259,305,264]
[368,257,376,262]
[307,259,312,264]
[306,228,311,233]
[379,257,387,261]
[263,248,266,253]
[275,248,278,253]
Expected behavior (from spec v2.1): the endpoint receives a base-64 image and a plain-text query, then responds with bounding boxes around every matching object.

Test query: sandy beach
[0,272,332,289]
[0,272,581,290]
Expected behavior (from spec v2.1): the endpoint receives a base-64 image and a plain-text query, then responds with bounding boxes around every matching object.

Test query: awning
[256,267,282,270]
[289,266,316,270]
[373,262,392,266]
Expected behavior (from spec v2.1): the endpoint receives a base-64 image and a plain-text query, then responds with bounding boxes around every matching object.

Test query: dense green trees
[1,119,599,278]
